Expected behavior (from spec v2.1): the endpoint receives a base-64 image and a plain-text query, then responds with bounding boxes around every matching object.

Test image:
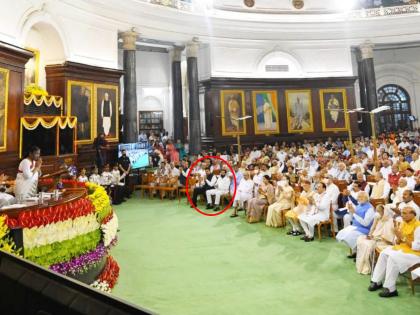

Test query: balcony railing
[147,0,193,11]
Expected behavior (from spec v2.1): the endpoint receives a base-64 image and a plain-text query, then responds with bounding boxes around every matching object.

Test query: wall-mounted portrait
[67,81,94,143]
[252,90,279,135]
[24,47,40,87]
[285,90,314,133]
[220,90,246,136]
[0,68,9,152]
[320,88,348,132]
[95,84,119,142]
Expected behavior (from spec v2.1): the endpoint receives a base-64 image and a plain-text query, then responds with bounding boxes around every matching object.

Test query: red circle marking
[186,156,237,217]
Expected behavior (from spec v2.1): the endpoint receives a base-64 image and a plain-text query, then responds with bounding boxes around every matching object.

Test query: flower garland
[21,116,77,131]
[0,215,20,255]
[24,85,49,97]
[91,256,120,293]
[86,183,112,223]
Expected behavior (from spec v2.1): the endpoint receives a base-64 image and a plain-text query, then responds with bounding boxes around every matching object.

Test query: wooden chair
[178,177,197,203]
[366,175,377,183]
[414,192,420,207]
[408,264,420,295]
[370,198,386,208]
[316,202,336,241]
[333,180,348,192]
[135,173,155,198]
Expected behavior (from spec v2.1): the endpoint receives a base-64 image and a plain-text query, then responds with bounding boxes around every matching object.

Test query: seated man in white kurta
[231,171,254,218]
[368,206,420,298]
[299,182,331,242]
[336,191,375,257]
[14,146,42,199]
[206,169,231,211]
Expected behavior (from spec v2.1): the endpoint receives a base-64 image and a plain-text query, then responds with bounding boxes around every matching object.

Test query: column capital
[172,45,185,62]
[186,37,200,58]
[359,40,374,60]
[121,28,139,51]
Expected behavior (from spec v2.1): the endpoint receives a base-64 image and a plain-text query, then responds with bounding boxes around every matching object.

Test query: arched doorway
[377,84,412,132]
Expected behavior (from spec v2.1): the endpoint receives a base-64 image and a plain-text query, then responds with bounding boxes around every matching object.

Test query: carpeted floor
[111,195,420,315]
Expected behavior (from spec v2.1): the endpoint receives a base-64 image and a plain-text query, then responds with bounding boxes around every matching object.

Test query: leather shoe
[300,236,307,240]
[304,237,314,242]
[206,204,213,209]
[347,253,357,259]
[213,206,220,211]
[286,230,294,235]
[368,282,383,292]
[379,289,398,298]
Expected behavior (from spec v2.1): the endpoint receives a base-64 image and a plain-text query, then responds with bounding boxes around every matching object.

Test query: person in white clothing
[206,169,231,211]
[89,167,101,185]
[231,172,254,218]
[335,162,351,182]
[77,168,89,183]
[100,164,113,187]
[299,182,331,242]
[14,146,42,199]
[404,168,416,191]
[388,190,420,220]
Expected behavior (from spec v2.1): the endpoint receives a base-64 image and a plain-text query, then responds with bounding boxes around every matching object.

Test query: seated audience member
[334,185,359,231]
[335,162,351,182]
[231,172,254,218]
[191,168,216,208]
[390,177,408,206]
[387,164,401,188]
[266,178,295,228]
[336,191,375,257]
[89,167,101,185]
[410,152,420,172]
[285,179,313,236]
[100,164,113,190]
[370,172,391,201]
[299,182,331,242]
[77,168,89,183]
[388,189,420,220]
[247,175,274,223]
[0,183,16,207]
[369,206,420,298]
[404,167,416,190]
[356,204,395,275]
[206,169,231,211]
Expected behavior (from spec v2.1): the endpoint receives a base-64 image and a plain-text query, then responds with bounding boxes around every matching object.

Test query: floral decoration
[91,256,120,292]
[101,213,118,247]
[86,183,112,223]
[0,215,20,255]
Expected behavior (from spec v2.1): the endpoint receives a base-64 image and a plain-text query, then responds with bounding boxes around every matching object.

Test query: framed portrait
[320,88,349,132]
[24,47,40,87]
[285,90,314,133]
[67,81,94,143]
[0,67,9,152]
[252,90,280,135]
[220,90,246,136]
[94,84,119,142]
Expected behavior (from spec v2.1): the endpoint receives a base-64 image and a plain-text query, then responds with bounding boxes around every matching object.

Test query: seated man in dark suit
[191,168,216,208]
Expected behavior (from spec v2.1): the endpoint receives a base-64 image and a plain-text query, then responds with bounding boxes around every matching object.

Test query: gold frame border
[93,83,119,142]
[319,88,349,132]
[25,47,40,86]
[285,89,314,133]
[252,90,280,135]
[67,80,95,144]
[0,67,9,152]
[220,90,247,136]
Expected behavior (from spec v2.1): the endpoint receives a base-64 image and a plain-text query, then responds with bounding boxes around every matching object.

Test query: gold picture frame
[94,83,119,142]
[24,47,40,87]
[320,88,349,132]
[0,67,9,152]
[285,89,314,133]
[252,90,280,135]
[220,90,246,136]
[67,80,94,144]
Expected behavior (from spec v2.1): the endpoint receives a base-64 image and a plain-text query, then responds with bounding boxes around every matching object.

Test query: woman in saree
[246,175,275,223]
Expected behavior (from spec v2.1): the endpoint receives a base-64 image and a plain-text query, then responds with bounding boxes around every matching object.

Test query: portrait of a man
[0,68,9,151]
[68,81,93,143]
[286,90,314,133]
[252,91,279,135]
[95,84,119,141]
[320,89,348,132]
[220,90,246,136]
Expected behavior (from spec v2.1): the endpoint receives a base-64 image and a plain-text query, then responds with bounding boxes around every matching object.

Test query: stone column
[171,46,185,142]
[186,37,201,154]
[359,40,378,137]
[121,29,138,143]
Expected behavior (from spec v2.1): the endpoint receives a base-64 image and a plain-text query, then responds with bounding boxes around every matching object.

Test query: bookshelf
[138,110,163,135]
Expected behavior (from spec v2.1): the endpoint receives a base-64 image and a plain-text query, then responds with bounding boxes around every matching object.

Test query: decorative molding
[186,37,199,58]
[359,40,374,60]
[120,29,138,50]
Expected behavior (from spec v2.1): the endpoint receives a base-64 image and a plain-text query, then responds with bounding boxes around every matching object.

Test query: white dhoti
[299,212,329,238]
[336,226,364,251]
[103,116,111,136]
[371,247,420,291]
[206,189,229,205]
[233,192,252,209]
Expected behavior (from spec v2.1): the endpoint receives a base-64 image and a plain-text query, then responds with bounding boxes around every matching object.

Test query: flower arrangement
[91,256,120,292]
[24,84,49,96]
[0,215,20,255]
[101,213,118,247]
[86,183,112,223]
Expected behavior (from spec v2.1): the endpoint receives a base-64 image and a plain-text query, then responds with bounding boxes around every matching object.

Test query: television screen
[118,142,149,169]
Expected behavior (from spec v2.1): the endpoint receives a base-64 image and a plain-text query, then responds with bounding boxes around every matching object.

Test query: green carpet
[111,195,420,315]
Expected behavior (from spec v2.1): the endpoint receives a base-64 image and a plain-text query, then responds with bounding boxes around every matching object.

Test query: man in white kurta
[369,207,420,298]
[206,169,231,211]
[231,172,254,218]
[14,147,42,199]
[299,182,331,242]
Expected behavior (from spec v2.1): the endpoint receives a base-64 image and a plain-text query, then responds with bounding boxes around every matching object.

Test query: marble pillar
[172,46,185,142]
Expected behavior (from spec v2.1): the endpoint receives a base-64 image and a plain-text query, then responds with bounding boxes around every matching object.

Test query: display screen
[118,142,149,169]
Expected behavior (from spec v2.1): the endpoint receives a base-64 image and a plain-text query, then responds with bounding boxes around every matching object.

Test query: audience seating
[333,180,348,192]
[178,177,197,203]
[370,198,386,208]
[414,192,420,207]
[408,265,420,295]
[316,202,336,241]
[135,173,156,198]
